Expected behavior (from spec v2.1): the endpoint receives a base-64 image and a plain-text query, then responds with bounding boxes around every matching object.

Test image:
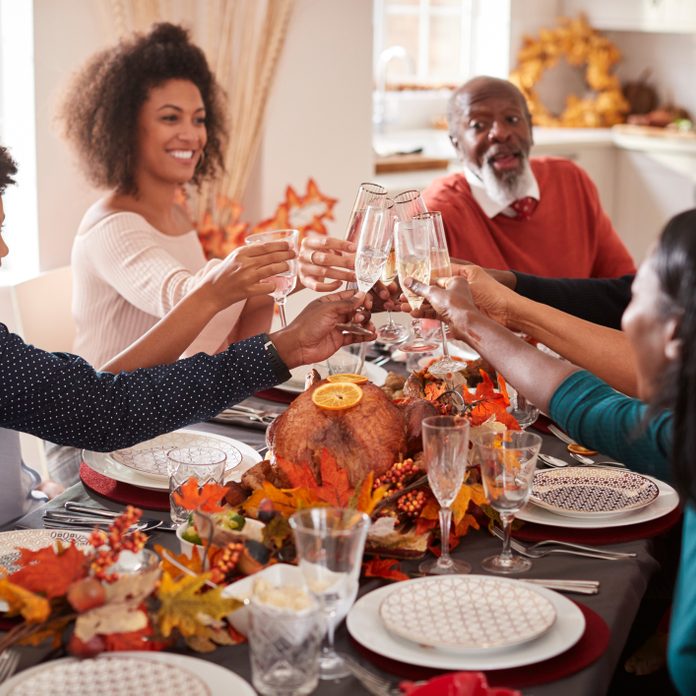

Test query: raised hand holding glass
[244,228,299,328]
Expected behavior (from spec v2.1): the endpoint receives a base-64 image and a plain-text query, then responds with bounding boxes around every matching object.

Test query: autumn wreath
[509,14,629,128]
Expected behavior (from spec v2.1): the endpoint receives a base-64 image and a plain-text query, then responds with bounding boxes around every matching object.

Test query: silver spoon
[569,452,626,468]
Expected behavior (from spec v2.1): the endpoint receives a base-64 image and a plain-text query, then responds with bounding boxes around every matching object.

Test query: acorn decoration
[622,68,658,115]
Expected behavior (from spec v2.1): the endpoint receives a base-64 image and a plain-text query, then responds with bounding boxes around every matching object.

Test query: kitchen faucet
[373,45,414,132]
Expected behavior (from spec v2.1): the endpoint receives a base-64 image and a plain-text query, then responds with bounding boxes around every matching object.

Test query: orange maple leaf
[10,543,89,598]
[351,472,387,515]
[171,477,229,514]
[362,557,408,582]
[154,544,205,580]
[277,450,353,507]
[242,481,326,519]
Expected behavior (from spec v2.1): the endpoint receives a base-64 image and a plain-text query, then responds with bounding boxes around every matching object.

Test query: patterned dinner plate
[0,528,91,576]
[379,575,556,652]
[110,430,242,482]
[529,467,660,519]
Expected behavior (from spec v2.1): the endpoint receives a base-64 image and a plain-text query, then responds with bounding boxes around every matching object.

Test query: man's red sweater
[422,157,636,278]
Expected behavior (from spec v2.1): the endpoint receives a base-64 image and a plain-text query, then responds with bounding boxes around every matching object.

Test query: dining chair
[9,266,75,479]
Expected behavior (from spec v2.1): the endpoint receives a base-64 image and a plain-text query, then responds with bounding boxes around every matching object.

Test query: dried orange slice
[567,443,598,456]
[312,382,363,410]
[326,373,368,384]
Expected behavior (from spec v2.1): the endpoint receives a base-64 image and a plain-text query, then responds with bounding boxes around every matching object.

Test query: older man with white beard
[422,76,636,278]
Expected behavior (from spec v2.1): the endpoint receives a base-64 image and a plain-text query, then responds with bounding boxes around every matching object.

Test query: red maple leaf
[10,543,89,598]
[277,449,353,507]
[171,478,229,513]
[362,557,408,582]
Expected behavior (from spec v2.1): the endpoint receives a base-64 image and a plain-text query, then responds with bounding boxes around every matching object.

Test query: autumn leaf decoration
[463,370,521,430]
[172,477,229,514]
[362,557,409,583]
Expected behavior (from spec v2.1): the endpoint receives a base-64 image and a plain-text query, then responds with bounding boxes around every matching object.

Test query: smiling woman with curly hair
[60,22,289,376]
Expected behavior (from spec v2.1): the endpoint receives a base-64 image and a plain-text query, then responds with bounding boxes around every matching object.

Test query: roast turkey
[266,380,426,487]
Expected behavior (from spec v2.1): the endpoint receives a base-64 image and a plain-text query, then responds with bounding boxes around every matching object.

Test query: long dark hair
[651,208,696,502]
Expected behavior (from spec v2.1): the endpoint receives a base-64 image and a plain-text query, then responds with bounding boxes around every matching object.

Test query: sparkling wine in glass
[354,206,391,293]
[336,182,388,338]
[414,211,464,376]
[394,218,438,352]
[289,507,370,681]
[245,228,299,328]
[474,430,542,574]
[419,416,471,575]
[376,201,409,344]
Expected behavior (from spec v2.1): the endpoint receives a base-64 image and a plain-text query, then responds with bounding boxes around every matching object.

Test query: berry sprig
[374,458,420,491]
[209,542,244,584]
[396,490,428,520]
[88,506,148,581]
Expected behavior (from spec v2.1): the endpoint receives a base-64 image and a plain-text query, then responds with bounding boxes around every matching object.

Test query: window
[373,0,473,88]
[0,0,39,279]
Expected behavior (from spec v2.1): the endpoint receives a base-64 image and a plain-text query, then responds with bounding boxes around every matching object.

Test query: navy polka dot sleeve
[0,324,290,451]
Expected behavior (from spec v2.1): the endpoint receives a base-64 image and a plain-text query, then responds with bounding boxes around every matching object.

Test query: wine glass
[289,507,370,681]
[473,430,542,574]
[394,218,438,352]
[414,211,464,376]
[418,416,471,575]
[245,228,299,328]
[376,199,409,344]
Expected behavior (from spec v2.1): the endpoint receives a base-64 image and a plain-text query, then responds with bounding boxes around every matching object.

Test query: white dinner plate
[529,467,660,519]
[82,429,262,492]
[0,651,254,696]
[518,476,678,529]
[347,576,585,671]
[279,360,388,393]
[112,431,243,483]
[379,576,556,652]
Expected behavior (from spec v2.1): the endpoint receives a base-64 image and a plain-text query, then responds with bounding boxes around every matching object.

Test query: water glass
[326,346,363,376]
[473,431,542,574]
[167,446,226,525]
[245,228,299,327]
[289,507,370,680]
[506,383,540,429]
[418,416,471,575]
[248,597,324,696]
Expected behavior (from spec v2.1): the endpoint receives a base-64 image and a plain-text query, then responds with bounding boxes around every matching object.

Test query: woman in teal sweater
[405,208,696,695]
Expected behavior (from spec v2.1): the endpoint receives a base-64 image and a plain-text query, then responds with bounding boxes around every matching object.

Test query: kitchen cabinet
[562,0,696,33]
[613,149,695,263]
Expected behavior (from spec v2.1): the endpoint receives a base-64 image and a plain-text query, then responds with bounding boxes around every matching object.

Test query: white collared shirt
[462,167,540,219]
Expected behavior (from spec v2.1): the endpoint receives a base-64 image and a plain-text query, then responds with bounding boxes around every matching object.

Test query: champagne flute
[394,218,438,352]
[376,199,409,344]
[418,416,471,575]
[354,205,391,294]
[244,228,299,328]
[414,211,464,376]
[289,507,370,681]
[474,430,542,574]
[336,182,388,337]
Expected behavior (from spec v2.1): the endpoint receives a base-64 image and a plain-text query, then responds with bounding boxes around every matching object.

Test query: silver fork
[491,527,636,560]
[0,650,20,684]
[343,655,401,696]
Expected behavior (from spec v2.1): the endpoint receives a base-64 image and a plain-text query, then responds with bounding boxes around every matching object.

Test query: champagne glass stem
[500,512,515,563]
[277,301,288,328]
[440,322,451,357]
[438,506,453,566]
[322,606,338,659]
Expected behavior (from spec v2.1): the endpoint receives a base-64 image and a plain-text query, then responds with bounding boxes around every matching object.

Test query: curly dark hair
[649,208,696,503]
[60,22,227,194]
[0,146,18,194]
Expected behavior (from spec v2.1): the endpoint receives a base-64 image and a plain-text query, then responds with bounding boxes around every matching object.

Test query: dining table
[5,381,677,696]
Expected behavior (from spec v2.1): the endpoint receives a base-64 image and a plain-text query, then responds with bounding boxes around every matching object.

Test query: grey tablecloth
[11,398,666,696]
